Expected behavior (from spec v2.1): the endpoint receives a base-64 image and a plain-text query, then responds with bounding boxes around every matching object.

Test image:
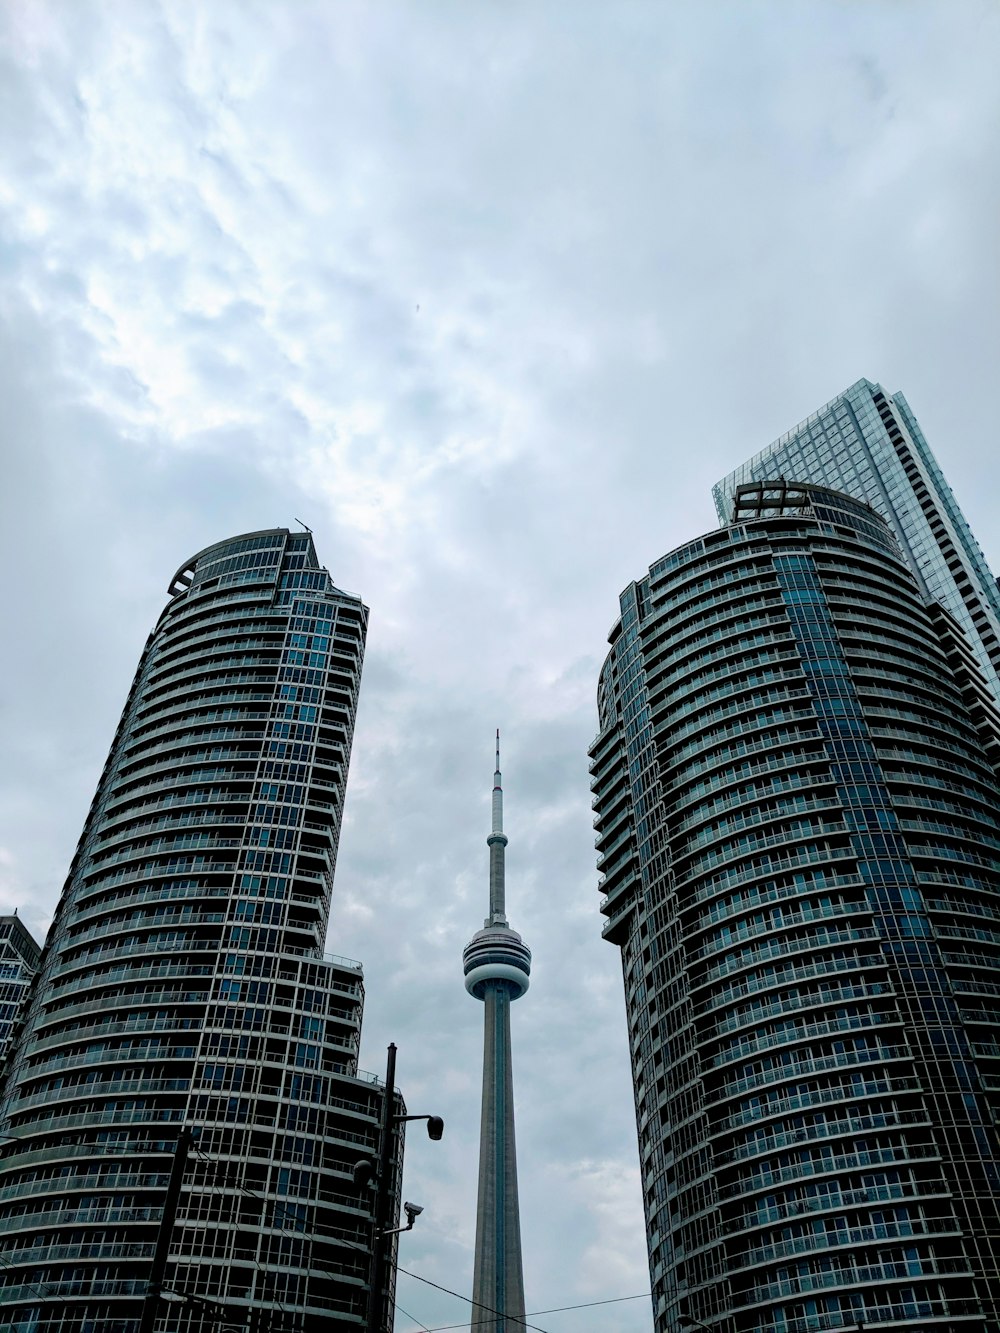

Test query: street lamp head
[353,1156,377,1189]
[426,1115,444,1141]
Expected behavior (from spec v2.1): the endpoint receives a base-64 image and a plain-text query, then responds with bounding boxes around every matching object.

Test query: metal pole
[366,1043,397,1333]
[138,1125,193,1333]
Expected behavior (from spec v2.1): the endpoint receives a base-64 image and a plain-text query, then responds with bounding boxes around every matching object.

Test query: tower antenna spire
[462,732,530,1328]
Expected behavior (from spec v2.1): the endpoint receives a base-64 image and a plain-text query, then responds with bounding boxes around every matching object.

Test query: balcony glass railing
[24,1046,197,1077]
[684,830,853,884]
[64,911,226,949]
[694,903,869,962]
[719,1106,930,1162]
[715,1045,908,1102]
[0,1171,171,1205]
[690,861,863,910]
[0,1240,154,1266]
[720,1075,920,1130]
[703,952,884,1011]
[48,961,216,998]
[12,1075,190,1111]
[733,1181,915,1232]
[31,1015,201,1054]
[701,927,878,985]
[721,1145,928,1197]
[744,1297,981,1333]
[736,1215,945,1267]
[680,796,842,855]
[0,1204,160,1235]
[712,981,891,1037]
[738,1255,970,1307]
[677,757,832,815]
[711,1011,894,1068]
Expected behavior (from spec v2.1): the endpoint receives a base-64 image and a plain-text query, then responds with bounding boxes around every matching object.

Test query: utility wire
[194,1147,643,1333]
[395,1265,550,1333]
[394,1301,433,1332]
[396,1291,653,1332]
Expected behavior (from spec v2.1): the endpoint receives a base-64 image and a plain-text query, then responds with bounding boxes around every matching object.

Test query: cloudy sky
[2,1,1000,1328]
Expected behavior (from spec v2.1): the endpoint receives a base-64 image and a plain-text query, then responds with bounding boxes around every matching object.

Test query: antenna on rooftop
[294,518,313,534]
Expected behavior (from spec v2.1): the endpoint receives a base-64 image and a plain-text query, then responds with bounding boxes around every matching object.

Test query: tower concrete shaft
[463,733,530,1332]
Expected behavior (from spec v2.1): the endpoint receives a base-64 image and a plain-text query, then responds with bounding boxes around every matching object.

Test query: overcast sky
[3,2,1000,1329]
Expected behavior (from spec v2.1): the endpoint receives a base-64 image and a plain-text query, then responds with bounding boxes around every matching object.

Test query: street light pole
[366,1043,398,1333]
[138,1125,194,1333]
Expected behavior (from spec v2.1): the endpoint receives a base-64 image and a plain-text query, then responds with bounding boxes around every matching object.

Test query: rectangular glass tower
[713,379,1000,700]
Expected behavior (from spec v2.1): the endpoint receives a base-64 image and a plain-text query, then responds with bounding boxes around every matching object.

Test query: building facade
[0,529,402,1333]
[463,735,531,1331]
[713,380,1000,701]
[591,484,1000,1333]
[0,916,40,1059]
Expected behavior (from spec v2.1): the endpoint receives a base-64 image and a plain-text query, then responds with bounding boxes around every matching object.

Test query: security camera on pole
[355,1043,444,1333]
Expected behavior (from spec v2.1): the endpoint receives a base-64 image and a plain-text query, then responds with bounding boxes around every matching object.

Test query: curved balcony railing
[11,1075,191,1111]
[748,1296,983,1333]
[62,911,226,950]
[695,903,869,962]
[721,1144,936,1198]
[714,1045,910,1103]
[30,1015,202,1054]
[0,1278,148,1302]
[711,1011,896,1068]
[9,1103,186,1135]
[720,1075,922,1131]
[22,1045,197,1079]
[737,1255,971,1308]
[701,950,883,1013]
[731,1181,944,1238]
[735,1216,951,1269]
[0,1204,161,1235]
[719,1106,932,1163]
[69,883,230,926]
[47,961,217,999]
[0,1240,155,1267]
[712,981,891,1037]
[700,927,880,986]
[0,1169,172,1206]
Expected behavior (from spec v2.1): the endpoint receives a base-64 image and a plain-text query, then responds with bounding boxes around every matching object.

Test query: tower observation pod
[462,732,530,1331]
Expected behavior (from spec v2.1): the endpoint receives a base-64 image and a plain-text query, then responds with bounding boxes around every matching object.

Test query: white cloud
[2,1,1000,1328]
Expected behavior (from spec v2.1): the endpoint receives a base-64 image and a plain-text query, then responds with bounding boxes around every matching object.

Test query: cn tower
[463,732,531,1331]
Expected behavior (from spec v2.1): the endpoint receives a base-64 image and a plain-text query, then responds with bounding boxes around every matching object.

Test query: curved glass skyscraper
[592,484,1000,1333]
[0,529,399,1333]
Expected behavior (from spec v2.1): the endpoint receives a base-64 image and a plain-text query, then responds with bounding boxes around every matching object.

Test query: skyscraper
[592,483,1000,1333]
[0,529,402,1333]
[713,379,1000,700]
[463,735,531,1332]
[0,915,40,1058]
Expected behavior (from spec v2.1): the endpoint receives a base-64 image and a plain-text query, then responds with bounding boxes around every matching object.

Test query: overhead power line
[394,1302,433,1332]
[394,1287,653,1332]
[191,1147,649,1332]
[395,1265,550,1333]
